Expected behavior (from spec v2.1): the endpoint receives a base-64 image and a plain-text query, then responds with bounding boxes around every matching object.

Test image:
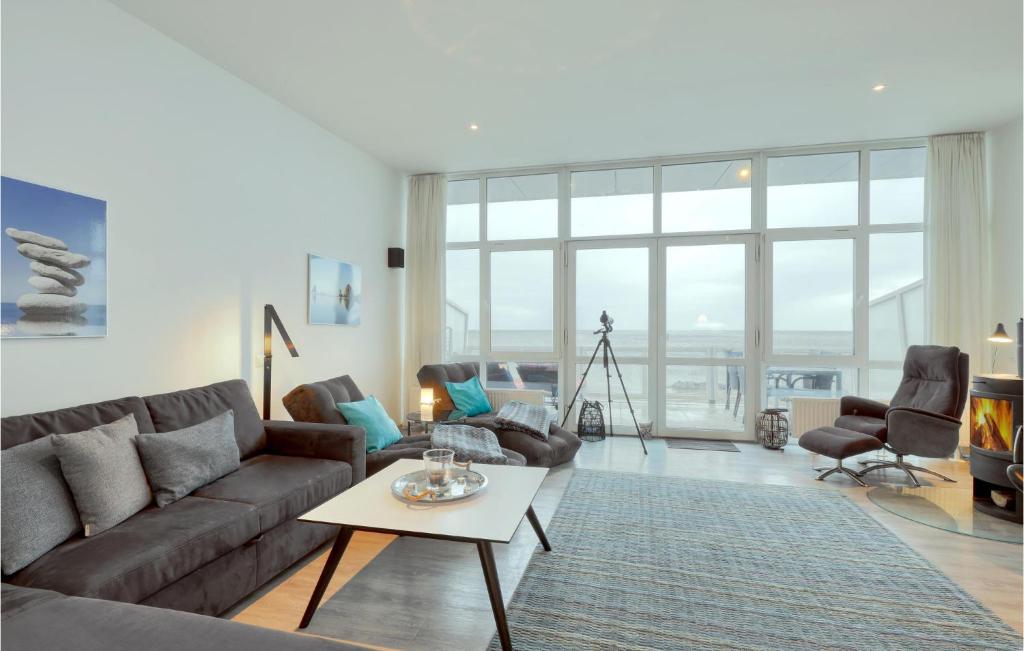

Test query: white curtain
[403,174,446,409]
[926,133,987,441]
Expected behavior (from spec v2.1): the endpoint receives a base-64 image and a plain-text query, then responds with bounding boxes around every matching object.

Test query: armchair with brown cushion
[283,375,526,478]
[837,345,969,486]
[417,363,582,468]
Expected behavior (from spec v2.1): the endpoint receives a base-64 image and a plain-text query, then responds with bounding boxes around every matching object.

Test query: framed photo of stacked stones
[308,254,361,326]
[1,177,107,338]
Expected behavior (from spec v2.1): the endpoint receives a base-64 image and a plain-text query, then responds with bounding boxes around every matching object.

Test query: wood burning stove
[969,374,1023,523]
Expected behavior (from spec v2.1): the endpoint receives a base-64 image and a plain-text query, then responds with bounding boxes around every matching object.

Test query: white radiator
[790,398,841,437]
[484,388,546,411]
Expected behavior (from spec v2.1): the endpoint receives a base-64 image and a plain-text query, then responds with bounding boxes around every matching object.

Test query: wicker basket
[577,400,606,442]
[756,408,790,450]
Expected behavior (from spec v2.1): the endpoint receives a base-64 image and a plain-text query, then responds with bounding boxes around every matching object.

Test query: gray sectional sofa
[2,584,363,650]
[283,374,529,476]
[1,379,365,620]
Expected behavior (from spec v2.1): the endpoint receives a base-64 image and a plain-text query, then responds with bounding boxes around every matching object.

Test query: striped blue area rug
[491,469,1021,650]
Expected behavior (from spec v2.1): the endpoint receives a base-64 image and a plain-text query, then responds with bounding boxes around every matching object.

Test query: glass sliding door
[659,235,756,438]
[566,241,655,433]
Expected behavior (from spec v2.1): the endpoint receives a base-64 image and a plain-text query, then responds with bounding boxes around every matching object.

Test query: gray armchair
[836,345,969,486]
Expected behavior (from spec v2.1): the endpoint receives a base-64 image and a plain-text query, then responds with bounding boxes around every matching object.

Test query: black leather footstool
[799,426,884,487]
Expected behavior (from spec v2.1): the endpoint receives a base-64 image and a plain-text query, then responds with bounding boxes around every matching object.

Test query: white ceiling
[111,0,1023,174]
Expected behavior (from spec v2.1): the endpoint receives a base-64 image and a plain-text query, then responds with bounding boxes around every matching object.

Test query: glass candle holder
[423,448,454,488]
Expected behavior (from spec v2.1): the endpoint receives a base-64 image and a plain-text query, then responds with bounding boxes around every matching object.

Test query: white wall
[1,0,404,418]
[986,115,1024,374]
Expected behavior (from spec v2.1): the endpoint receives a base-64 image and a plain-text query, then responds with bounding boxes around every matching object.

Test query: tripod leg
[604,340,614,437]
[605,341,648,455]
[560,338,604,428]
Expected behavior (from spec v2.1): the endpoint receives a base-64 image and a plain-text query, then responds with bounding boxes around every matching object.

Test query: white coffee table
[297,458,550,651]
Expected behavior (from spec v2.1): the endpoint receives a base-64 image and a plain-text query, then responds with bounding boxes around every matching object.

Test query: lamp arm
[263,304,300,420]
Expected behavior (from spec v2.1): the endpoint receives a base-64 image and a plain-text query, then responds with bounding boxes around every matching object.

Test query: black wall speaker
[387,247,405,269]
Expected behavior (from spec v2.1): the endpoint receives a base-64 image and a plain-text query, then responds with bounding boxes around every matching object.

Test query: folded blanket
[431,424,508,465]
[495,401,553,441]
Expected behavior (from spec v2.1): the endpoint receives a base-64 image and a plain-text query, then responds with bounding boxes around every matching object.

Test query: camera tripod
[561,312,649,455]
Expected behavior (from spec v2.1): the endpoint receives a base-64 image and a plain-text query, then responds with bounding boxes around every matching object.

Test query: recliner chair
[835,345,969,487]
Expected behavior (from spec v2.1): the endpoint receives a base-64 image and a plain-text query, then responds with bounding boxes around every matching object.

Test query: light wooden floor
[231,438,1023,648]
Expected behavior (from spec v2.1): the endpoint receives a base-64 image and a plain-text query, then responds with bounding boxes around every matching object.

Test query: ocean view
[449,328,855,432]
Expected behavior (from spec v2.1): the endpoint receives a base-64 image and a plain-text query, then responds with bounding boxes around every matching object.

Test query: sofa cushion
[137,410,241,507]
[834,414,887,442]
[193,455,350,532]
[144,380,265,459]
[1,584,365,651]
[53,414,153,537]
[417,363,480,411]
[336,396,402,453]
[365,435,526,476]
[7,496,258,603]
[1,436,82,575]
[283,375,366,426]
[1,396,154,450]
[487,421,582,468]
[444,377,492,416]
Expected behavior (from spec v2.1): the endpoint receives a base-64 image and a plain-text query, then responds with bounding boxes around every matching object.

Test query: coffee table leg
[299,526,353,629]
[525,505,552,551]
[477,541,512,651]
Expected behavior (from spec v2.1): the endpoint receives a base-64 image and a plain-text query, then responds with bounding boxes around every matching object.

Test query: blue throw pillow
[444,377,492,417]
[336,396,402,453]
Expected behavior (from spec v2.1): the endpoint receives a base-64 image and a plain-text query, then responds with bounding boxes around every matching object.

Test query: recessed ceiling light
[872,84,887,92]
[468,123,480,131]
[737,168,751,180]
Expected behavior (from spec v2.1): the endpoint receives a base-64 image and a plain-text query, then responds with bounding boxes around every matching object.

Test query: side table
[404,408,467,436]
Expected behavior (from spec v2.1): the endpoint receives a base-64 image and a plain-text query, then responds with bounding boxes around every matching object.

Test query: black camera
[594,310,614,334]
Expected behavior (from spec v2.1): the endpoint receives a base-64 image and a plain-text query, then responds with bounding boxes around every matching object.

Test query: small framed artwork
[1,177,108,338]
[308,254,361,326]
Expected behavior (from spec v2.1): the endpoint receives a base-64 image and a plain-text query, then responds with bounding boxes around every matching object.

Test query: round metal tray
[391,467,488,503]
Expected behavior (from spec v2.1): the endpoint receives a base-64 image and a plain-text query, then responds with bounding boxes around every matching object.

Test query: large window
[771,239,854,357]
[487,174,558,240]
[570,167,653,237]
[444,141,927,437]
[767,152,859,229]
[662,160,751,232]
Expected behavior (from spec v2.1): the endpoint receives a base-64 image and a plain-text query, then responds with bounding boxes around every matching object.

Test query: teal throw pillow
[337,396,402,453]
[444,377,492,417]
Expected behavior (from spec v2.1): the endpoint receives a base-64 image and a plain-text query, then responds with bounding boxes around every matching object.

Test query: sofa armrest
[263,420,366,484]
[840,396,889,419]
[485,388,547,411]
[885,407,961,458]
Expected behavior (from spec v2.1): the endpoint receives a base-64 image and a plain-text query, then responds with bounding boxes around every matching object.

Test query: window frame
[443,137,927,430]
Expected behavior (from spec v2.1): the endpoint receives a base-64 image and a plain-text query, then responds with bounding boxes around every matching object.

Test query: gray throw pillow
[1,436,83,574]
[53,414,152,537]
[136,411,240,508]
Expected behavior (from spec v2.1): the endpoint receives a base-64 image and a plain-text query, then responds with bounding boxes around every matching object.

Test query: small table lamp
[419,388,435,421]
[988,323,1013,373]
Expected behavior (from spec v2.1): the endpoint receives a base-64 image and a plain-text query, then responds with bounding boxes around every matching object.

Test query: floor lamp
[264,304,299,420]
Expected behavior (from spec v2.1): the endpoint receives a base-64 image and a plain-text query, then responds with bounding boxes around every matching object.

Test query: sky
[1,176,107,306]
[444,175,924,341]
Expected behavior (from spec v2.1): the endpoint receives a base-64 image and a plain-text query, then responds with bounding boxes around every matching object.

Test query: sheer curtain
[403,174,446,409]
[925,133,987,441]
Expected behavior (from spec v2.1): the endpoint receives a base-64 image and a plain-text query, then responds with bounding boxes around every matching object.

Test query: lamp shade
[420,388,434,406]
[988,323,1013,343]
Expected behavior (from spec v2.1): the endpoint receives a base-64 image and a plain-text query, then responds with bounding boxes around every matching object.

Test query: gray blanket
[495,401,553,441]
[430,425,507,465]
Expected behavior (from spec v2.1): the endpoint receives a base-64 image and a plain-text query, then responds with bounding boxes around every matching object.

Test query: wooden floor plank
[232,439,1023,648]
